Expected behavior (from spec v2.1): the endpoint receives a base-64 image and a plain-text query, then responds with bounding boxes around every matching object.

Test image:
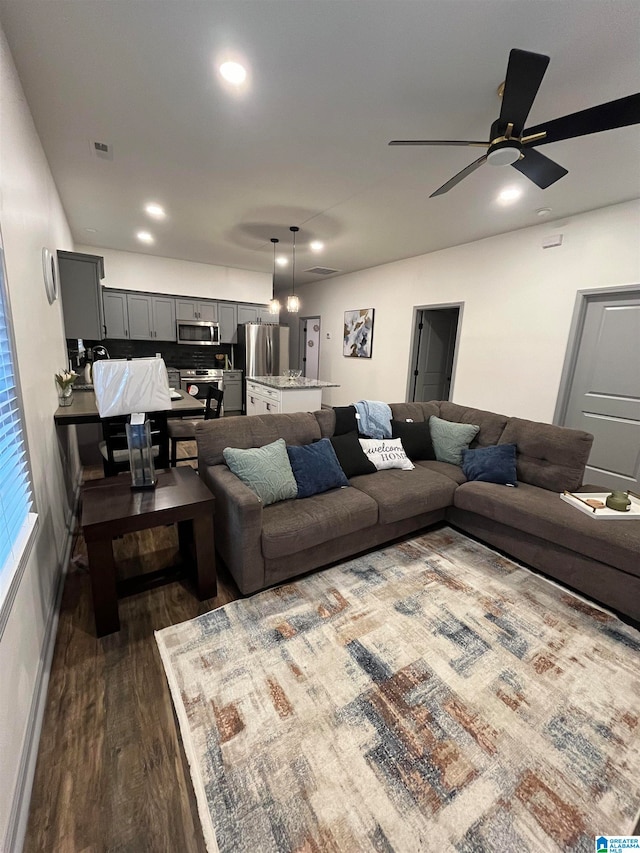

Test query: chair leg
[170,437,178,467]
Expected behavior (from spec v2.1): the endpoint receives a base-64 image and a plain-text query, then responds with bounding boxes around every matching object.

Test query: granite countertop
[249,376,340,390]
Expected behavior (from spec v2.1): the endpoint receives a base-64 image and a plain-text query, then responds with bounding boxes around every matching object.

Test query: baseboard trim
[3,470,82,853]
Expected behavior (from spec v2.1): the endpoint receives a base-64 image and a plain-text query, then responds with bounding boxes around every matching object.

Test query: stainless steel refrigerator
[237,323,290,410]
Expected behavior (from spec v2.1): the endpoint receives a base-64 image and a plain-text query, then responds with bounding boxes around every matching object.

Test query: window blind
[0,251,33,579]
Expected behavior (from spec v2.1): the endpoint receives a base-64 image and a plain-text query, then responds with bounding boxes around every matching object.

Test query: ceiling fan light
[487,144,521,166]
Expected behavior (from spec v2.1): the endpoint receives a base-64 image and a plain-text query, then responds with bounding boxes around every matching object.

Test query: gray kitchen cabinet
[256,306,275,323]
[103,290,129,339]
[152,296,176,340]
[176,299,218,322]
[222,370,243,411]
[127,293,153,340]
[57,250,105,340]
[218,302,238,343]
[237,305,258,325]
[120,293,176,340]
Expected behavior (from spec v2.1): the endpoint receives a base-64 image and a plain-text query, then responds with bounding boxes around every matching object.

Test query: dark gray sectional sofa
[197,401,640,622]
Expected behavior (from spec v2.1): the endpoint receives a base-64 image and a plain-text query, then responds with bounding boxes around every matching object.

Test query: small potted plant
[55,369,78,406]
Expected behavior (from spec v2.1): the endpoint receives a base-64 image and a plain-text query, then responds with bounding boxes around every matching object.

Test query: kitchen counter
[249,376,339,390]
[246,376,339,416]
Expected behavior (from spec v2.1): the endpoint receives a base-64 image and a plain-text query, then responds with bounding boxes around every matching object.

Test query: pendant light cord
[290,226,299,299]
[271,237,278,301]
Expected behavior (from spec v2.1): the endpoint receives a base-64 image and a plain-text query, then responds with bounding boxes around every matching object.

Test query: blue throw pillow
[462,443,518,486]
[286,438,349,498]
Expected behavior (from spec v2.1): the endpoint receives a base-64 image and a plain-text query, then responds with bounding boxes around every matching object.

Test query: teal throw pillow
[223,438,298,505]
[429,415,480,466]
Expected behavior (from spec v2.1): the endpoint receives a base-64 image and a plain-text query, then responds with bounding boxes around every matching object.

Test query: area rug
[156,527,640,853]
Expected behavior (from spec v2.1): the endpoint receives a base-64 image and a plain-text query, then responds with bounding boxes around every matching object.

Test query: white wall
[75,244,271,304]
[0,23,78,848]
[293,201,640,422]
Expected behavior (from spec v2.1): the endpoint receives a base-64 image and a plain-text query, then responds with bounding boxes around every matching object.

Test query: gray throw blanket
[354,400,392,439]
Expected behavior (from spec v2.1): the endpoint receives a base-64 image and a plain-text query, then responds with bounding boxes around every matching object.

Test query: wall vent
[304,266,340,276]
[90,140,113,160]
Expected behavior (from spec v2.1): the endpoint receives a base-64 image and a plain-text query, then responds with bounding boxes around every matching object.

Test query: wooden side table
[81,467,216,636]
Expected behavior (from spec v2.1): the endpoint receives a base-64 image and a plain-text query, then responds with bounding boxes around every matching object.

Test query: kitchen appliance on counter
[176,318,220,346]
[179,368,224,414]
[236,323,289,414]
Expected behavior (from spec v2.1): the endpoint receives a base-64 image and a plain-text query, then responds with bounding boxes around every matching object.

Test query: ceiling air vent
[304,266,340,276]
[90,140,113,160]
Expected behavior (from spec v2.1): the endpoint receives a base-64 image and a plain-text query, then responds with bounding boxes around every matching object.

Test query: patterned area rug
[156,527,640,853]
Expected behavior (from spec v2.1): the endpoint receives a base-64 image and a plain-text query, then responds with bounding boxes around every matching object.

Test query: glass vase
[58,387,74,407]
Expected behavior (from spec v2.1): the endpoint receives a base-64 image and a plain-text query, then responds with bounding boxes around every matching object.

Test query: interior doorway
[408,305,461,402]
[555,285,640,492]
[299,316,321,380]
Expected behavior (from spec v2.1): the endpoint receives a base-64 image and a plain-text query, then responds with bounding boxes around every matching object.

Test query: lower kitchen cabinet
[222,370,242,412]
[245,380,323,415]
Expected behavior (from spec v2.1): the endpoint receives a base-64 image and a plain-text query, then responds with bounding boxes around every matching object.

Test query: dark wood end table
[81,467,216,636]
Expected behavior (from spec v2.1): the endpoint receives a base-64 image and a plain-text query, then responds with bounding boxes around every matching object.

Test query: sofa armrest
[201,464,265,594]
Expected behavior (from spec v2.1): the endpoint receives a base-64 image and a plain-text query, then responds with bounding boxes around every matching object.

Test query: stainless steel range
[179,368,224,412]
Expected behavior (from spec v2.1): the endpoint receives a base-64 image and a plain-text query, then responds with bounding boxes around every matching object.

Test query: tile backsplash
[68,338,235,370]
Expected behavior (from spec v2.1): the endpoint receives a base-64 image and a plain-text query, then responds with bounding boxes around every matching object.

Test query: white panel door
[563,292,640,491]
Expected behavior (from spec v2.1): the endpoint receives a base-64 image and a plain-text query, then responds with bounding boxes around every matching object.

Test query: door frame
[405,302,464,403]
[553,283,640,426]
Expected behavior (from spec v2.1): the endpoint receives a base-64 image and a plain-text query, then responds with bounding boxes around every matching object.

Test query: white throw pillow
[358,438,415,471]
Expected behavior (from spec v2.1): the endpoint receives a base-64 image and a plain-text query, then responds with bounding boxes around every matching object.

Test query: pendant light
[268,237,281,315]
[287,226,300,313]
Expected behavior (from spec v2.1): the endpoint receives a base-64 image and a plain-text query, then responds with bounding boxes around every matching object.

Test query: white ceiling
[2,1,639,286]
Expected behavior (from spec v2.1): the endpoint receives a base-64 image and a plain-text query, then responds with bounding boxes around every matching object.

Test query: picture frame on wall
[343,308,374,358]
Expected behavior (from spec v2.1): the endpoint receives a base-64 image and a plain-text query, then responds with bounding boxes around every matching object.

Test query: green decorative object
[606,490,631,512]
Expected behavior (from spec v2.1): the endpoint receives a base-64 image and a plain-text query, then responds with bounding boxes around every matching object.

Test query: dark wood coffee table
[82,467,216,636]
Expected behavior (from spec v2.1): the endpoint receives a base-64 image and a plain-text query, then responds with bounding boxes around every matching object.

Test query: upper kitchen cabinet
[175,299,218,322]
[217,302,238,343]
[237,304,273,326]
[57,250,105,340]
[103,290,129,338]
[127,293,176,340]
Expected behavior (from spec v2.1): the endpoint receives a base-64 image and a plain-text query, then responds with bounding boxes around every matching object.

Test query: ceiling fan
[389,48,640,197]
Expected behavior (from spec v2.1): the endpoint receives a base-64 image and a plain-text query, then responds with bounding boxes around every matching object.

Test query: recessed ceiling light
[144,202,166,219]
[276,256,288,267]
[310,240,324,253]
[219,61,247,85]
[136,231,154,244]
[497,187,522,204]
[536,207,553,217]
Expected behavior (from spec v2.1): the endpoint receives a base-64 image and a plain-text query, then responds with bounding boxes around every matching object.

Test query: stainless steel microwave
[176,319,220,346]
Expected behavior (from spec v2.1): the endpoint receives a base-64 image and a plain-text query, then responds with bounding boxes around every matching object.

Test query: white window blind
[0,247,34,588]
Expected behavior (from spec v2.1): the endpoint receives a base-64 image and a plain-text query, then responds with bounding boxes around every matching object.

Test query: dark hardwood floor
[24,448,241,853]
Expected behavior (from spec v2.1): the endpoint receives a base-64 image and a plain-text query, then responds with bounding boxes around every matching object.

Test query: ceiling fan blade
[511,147,568,189]
[430,155,488,197]
[523,93,640,146]
[499,49,550,136]
[389,140,487,147]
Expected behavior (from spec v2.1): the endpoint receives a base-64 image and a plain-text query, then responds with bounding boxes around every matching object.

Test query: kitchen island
[246,376,339,415]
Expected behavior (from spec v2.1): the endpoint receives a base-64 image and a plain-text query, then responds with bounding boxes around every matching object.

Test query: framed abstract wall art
[343,308,374,358]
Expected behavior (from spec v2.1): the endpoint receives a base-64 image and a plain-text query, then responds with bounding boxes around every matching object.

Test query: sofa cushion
[351,466,457,525]
[197,411,321,466]
[223,439,298,506]
[390,401,440,423]
[453,480,640,578]
[286,438,349,498]
[261,487,379,559]
[314,408,335,438]
[438,402,509,448]
[417,459,467,485]
[330,431,377,478]
[391,419,436,461]
[462,443,518,486]
[430,416,479,465]
[359,438,414,471]
[499,418,593,492]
